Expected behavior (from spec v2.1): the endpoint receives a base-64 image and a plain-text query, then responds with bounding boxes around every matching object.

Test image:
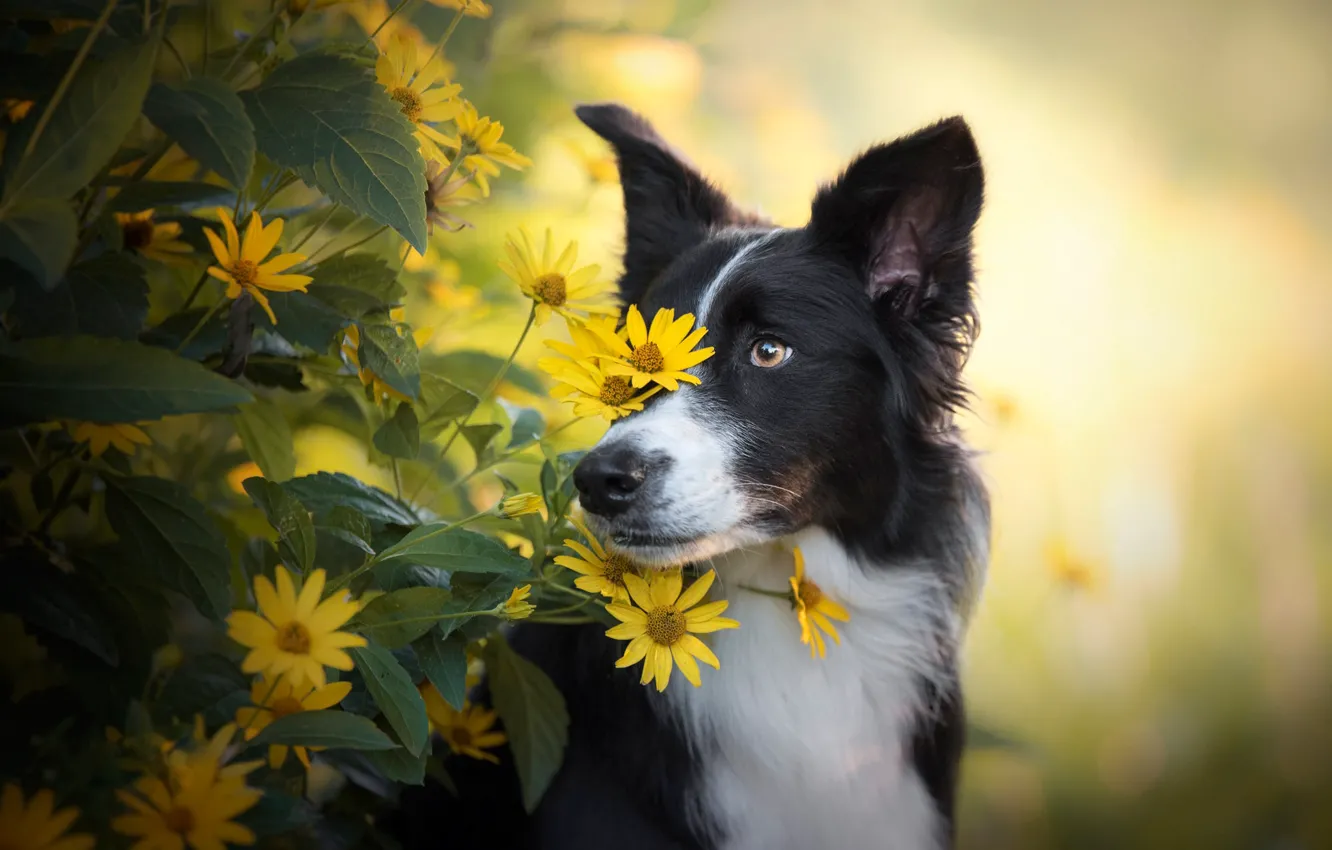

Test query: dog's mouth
[584,513,773,569]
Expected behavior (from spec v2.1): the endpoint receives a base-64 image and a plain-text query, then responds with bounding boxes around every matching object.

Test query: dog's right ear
[575,103,751,305]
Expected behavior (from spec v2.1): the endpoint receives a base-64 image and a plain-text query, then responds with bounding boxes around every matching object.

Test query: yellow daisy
[163,721,263,795]
[111,771,261,850]
[235,676,352,769]
[554,515,638,603]
[789,547,850,659]
[0,783,94,850]
[439,101,532,195]
[420,685,508,763]
[375,33,462,163]
[203,209,312,326]
[547,359,660,422]
[340,324,411,406]
[499,228,616,326]
[427,0,492,18]
[64,420,152,457]
[226,567,366,689]
[116,210,193,265]
[501,585,535,620]
[499,493,543,518]
[536,312,625,375]
[425,158,482,233]
[592,304,715,391]
[606,569,738,691]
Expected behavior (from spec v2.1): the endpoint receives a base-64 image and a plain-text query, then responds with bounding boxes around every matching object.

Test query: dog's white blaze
[696,228,786,324]
[669,527,949,850]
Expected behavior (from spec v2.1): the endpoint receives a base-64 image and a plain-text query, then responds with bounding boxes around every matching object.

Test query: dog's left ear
[809,117,983,320]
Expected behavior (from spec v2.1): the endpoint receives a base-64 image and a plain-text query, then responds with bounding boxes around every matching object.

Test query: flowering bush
[0,2,760,846]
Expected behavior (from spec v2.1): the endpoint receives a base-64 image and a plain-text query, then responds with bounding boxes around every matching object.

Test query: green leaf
[325,505,372,545]
[460,423,503,461]
[357,323,419,399]
[250,710,398,751]
[0,197,77,287]
[156,653,248,722]
[0,336,252,427]
[354,586,453,649]
[373,401,419,459]
[437,573,522,639]
[243,477,316,573]
[2,37,157,203]
[309,254,405,318]
[9,253,147,339]
[258,290,348,353]
[486,636,569,812]
[347,644,429,757]
[508,408,545,449]
[143,78,255,188]
[283,472,418,528]
[364,743,427,785]
[106,180,232,213]
[967,724,1031,753]
[241,54,428,251]
[428,350,546,396]
[105,476,231,620]
[376,526,529,575]
[232,399,296,482]
[0,552,118,665]
[415,631,468,710]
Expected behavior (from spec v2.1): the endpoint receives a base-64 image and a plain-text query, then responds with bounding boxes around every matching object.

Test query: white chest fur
[666,528,954,850]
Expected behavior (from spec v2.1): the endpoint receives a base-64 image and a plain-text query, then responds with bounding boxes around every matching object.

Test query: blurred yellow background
[299,1,1332,845]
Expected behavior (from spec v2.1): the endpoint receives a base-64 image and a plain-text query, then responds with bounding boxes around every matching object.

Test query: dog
[389,103,989,850]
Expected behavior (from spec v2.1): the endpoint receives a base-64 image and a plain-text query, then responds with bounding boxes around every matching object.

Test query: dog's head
[571,104,984,567]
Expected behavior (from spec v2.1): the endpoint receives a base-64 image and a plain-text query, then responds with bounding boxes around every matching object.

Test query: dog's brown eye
[750,338,791,368]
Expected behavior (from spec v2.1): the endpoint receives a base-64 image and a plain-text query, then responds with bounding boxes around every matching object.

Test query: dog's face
[572,105,983,567]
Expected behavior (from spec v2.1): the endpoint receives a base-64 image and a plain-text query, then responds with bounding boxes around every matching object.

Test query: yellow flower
[499,493,543,518]
[226,461,262,495]
[424,158,481,233]
[440,100,532,195]
[65,420,152,457]
[427,0,492,18]
[111,770,261,850]
[592,304,714,391]
[498,228,616,326]
[0,783,94,850]
[226,566,366,689]
[501,585,535,620]
[116,210,193,265]
[204,209,312,326]
[376,34,462,163]
[4,98,33,122]
[537,312,624,373]
[420,685,508,763]
[1046,540,1101,592]
[547,359,660,422]
[789,547,850,660]
[164,721,263,793]
[554,514,637,603]
[606,569,738,691]
[235,676,353,769]
[561,138,618,185]
[340,324,412,405]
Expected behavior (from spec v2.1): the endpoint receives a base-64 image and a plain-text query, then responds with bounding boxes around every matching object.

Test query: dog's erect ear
[809,117,983,320]
[575,103,755,304]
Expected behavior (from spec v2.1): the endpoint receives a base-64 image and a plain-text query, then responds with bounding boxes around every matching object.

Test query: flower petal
[678,634,720,668]
[614,634,651,668]
[227,611,275,648]
[622,573,654,612]
[604,603,647,625]
[671,644,702,686]
[675,569,716,611]
[649,570,682,608]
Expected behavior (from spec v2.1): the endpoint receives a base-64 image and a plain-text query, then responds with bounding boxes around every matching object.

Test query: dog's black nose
[574,444,649,517]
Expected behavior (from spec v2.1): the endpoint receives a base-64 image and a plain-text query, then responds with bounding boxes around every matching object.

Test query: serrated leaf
[354,586,453,649]
[250,710,398,751]
[232,399,295,482]
[373,401,419,459]
[10,253,147,338]
[0,196,77,287]
[106,180,232,212]
[241,54,427,251]
[348,644,429,757]
[143,78,255,187]
[325,505,372,545]
[415,631,468,710]
[309,254,404,318]
[375,526,528,575]
[243,477,316,573]
[0,553,118,665]
[357,322,419,399]
[105,476,232,619]
[258,290,348,353]
[0,336,252,427]
[486,636,569,812]
[3,37,156,203]
[283,472,418,528]
[363,742,427,785]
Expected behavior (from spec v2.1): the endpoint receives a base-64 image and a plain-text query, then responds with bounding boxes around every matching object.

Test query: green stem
[306,224,388,265]
[538,580,598,604]
[422,6,466,69]
[249,172,296,217]
[20,0,117,161]
[436,304,536,463]
[288,203,338,255]
[180,269,211,312]
[201,0,210,75]
[175,299,225,355]
[238,676,282,741]
[125,138,175,185]
[325,509,490,596]
[738,583,792,601]
[37,467,83,534]
[223,2,288,79]
[361,0,417,50]
[163,34,191,77]
[432,139,476,188]
[527,615,595,625]
[358,609,484,632]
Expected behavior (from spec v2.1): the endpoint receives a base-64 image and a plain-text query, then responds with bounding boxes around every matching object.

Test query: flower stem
[175,299,226,355]
[238,676,283,741]
[223,1,289,79]
[325,509,491,596]
[288,203,339,255]
[20,0,117,161]
[180,269,211,312]
[737,583,792,601]
[37,467,83,534]
[306,224,389,266]
[435,304,536,463]
[361,0,418,50]
[422,6,466,68]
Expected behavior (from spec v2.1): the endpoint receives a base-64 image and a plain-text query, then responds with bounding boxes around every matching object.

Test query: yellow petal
[678,634,720,669]
[650,570,682,608]
[604,603,647,625]
[274,567,298,614]
[670,644,702,686]
[675,570,716,611]
[651,644,673,692]
[614,634,651,668]
[622,573,654,612]
[227,611,275,647]
[295,569,327,620]
[605,621,644,640]
[625,304,647,348]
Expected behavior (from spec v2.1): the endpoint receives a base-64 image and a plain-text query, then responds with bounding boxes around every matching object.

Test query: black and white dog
[392,104,989,850]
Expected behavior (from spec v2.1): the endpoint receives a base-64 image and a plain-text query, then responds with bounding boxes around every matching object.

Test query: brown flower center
[598,375,634,406]
[532,273,567,307]
[798,579,823,610]
[275,621,311,654]
[600,553,632,587]
[122,219,156,250]
[270,696,305,719]
[229,259,259,289]
[391,86,423,123]
[630,342,664,373]
[163,805,195,835]
[646,606,687,646]
[448,725,474,748]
